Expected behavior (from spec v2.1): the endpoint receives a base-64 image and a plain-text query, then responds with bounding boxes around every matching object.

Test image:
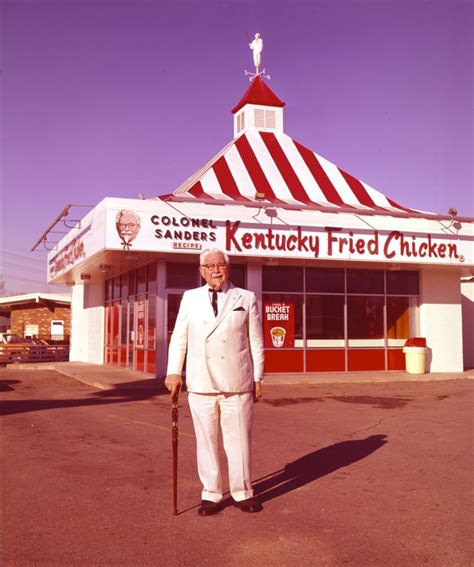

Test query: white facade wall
[461,278,474,370]
[420,269,464,372]
[70,283,105,364]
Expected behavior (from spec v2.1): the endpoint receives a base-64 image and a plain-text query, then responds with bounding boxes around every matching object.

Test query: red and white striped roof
[165,128,421,215]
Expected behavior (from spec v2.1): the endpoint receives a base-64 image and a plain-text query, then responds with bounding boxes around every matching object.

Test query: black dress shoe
[234,498,263,513]
[198,500,221,516]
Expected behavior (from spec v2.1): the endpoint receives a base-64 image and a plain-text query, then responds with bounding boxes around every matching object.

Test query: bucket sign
[263,301,295,348]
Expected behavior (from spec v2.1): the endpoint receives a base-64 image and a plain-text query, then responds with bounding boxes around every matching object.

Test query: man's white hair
[199,248,230,265]
[116,209,141,226]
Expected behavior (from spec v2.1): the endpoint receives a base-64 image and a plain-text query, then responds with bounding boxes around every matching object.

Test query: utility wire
[2,275,53,285]
[1,252,48,264]
[2,262,48,274]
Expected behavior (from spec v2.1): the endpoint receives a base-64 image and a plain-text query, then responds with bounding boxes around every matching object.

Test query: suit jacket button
[221,355,225,359]
[222,339,226,343]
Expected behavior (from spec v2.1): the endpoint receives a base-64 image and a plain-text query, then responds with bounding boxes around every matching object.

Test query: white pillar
[420,269,463,372]
[70,282,105,363]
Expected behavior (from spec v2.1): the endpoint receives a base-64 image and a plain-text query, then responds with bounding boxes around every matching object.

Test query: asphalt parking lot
[2,369,473,567]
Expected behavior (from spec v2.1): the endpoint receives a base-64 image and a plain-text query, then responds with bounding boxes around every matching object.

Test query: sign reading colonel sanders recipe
[263,301,295,349]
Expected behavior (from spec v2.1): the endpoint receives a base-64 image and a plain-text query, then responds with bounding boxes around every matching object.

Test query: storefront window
[111,304,120,346]
[128,300,134,367]
[387,271,419,295]
[306,295,344,346]
[347,269,384,294]
[230,263,246,288]
[263,266,303,292]
[147,295,156,374]
[136,298,146,348]
[113,276,121,300]
[120,301,128,345]
[347,296,384,346]
[120,300,128,367]
[148,295,156,351]
[105,304,113,362]
[106,279,113,301]
[387,296,419,346]
[106,262,420,375]
[121,274,129,298]
[167,293,183,346]
[147,263,157,293]
[136,267,147,295]
[129,271,136,296]
[306,267,344,293]
[167,263,198,289]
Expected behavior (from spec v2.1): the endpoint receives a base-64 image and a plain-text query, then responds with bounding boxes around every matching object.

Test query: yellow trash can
[403,346,427,374]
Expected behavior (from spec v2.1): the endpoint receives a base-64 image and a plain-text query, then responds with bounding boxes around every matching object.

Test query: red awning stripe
[338,168,384,210]
[235,135,284,204]
[259,132,314,205]
[293,140,349,208]
[187,181,212,199]
[212,156,251,201]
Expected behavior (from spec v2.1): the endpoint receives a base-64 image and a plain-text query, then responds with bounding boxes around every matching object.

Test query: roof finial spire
[245,32,271,82]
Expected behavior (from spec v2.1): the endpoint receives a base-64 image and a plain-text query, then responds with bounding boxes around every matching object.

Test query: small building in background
[0,293,71,342]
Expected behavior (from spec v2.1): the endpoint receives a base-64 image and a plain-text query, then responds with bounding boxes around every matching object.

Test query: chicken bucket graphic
[263,301,295,349]
[270,326,286,347]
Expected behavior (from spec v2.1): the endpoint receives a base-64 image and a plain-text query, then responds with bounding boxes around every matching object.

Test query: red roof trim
[187,181,211,199]
[338,168,382,210]
[386,197,416,214]
[232,76,286,114]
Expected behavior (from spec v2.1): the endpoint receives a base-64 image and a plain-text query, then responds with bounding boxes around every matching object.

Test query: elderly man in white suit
[165,248,264,516]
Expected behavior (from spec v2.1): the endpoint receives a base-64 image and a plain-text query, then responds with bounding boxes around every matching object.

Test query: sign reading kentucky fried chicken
[263,301,295,349]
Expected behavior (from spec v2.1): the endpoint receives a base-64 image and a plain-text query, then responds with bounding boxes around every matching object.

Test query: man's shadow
[222,435,387,507]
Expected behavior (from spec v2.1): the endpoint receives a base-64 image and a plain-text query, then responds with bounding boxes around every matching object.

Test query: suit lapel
[208,284,241,336]
[199,284,215,320]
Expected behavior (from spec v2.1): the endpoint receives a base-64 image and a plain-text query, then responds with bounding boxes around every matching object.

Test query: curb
[2,362,473,390]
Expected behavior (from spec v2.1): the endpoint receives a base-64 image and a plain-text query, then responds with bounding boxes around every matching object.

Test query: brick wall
[11,303,71,340]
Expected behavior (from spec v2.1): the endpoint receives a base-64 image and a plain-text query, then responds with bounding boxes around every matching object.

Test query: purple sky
[2,0,473,294]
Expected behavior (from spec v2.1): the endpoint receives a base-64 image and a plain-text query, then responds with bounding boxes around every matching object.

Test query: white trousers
[188,392,254,503]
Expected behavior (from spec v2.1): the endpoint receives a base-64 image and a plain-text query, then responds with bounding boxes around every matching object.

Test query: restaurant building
[45,76,474,377]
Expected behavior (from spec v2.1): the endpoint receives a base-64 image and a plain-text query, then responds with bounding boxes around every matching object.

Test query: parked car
[0,333,41,364]
[23,338,70,361]
[0,334,70,364]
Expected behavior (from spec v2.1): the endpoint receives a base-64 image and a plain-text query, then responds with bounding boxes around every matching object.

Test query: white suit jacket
[166,283,264,393]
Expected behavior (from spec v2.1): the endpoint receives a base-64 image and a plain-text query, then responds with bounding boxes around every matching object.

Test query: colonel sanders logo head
[116,210,141,250]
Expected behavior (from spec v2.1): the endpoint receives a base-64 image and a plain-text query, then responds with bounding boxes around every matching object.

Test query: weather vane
[245,32,271,81]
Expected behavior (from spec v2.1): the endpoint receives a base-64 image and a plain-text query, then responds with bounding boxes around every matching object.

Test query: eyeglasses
[201,262,228,271]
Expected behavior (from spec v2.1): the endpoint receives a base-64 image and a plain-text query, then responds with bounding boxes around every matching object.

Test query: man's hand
[165,374,183,398]
[253,382,262,403]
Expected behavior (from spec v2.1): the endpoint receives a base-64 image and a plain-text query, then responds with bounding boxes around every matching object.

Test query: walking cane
[171,391,179,516]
